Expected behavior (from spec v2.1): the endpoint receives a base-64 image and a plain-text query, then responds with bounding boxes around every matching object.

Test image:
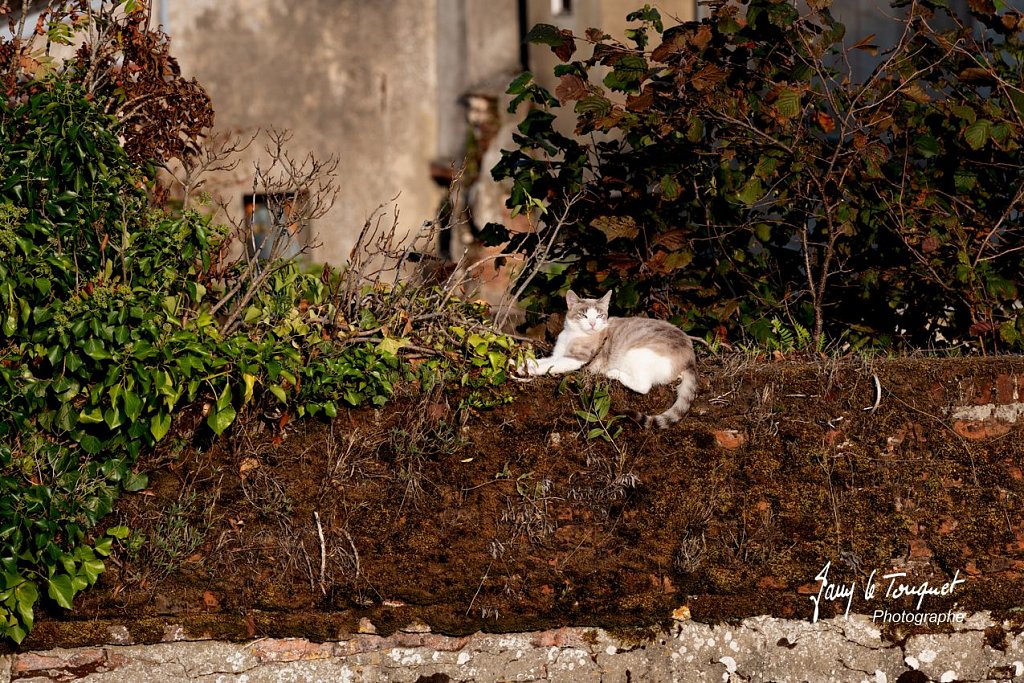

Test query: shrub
[493,0,1024,352]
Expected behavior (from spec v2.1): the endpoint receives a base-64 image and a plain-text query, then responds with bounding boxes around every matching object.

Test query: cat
[522,290,698,428]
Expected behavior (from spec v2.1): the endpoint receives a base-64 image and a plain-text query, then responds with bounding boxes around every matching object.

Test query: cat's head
[565,290,612,333]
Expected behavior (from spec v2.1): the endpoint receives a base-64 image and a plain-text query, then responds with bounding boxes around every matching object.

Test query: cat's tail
[636,369,698,429]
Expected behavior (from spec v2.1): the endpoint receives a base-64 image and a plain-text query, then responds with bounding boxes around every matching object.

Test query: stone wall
[5,613,1023,682]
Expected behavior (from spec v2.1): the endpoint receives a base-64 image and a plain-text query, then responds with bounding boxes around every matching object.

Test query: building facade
[159,0,696,267]
[159,0,958,268]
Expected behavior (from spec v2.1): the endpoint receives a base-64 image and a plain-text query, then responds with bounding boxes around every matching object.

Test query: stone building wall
[161,0,522,266]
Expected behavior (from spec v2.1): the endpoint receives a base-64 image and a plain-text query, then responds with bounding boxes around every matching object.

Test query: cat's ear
[599,290,613,308]
[566,290,580,306]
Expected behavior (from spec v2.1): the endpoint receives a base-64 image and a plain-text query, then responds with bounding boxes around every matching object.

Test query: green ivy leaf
[575,95,613,118]
[660,175,682,200]
[207,405,237,435]
[106,525,130,540]
[103,406,123,430]
[242,373,257,404]
[525,23,567,50]
[81,559,105,585]
[55,402,78,432]
[506,71,534,95]
[686,117,705,143]
[123,390,142,422]
[603,54,648,92]
[150,411,171,441]
[216,382,233,411]
[46,574,75,610]
[377,336,407,356]
[7,623,27,644]
[123,471,148,492]
[269,384,287,403]
[82,338,111,361]
[15,580,37,631]
[78,434,103,454]
[93,537,113,557]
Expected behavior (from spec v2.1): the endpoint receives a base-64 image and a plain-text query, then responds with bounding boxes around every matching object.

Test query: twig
[313,511,327,595]
[341,528,360,578]
[494,191,585,330]
[863,374,881,412]
[300,540,316,593]
[465,558,493,616]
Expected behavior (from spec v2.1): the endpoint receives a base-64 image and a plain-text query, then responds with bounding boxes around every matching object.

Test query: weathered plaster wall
[165,0,442,264]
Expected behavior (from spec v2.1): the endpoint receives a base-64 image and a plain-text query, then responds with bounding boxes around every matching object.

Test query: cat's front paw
[509,356,539,382]
[518,357,541,376]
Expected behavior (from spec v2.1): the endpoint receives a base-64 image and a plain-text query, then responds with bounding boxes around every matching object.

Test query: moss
[9,356,1022,647]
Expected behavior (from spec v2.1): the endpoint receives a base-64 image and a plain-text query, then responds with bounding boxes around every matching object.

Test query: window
[243,193,305,261]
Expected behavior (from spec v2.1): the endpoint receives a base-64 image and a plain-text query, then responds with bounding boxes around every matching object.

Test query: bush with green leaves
[493,0,1024,352]
[0,6,521,643]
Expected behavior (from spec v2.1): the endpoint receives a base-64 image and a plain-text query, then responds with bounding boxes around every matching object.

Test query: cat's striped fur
[524,290,697,428]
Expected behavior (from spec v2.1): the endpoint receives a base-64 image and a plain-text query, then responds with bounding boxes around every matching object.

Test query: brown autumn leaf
[651,31,688,63]
[849,33,878,53]
[554,29,576,62]
[921,235,940,254]
[902,83,931,104]
[592,215,639,241]
[816,111,836,134]
[645,251,669,274]
[691,64,728,92]
[958,67,994,84]
[607,254,638,275]
[626,91,655,112]
[969,320,996,336]
[967,0,996,16]
[1001,12,1023,30]
[202,591,220,609]
[245,614,258,638]
[645,249,693,275]
[555,74,588,103]
[655,228,689,251]
[862,142,891,177]
[239,457,261,475]
[595,107,626,130]
[690,24,713,50]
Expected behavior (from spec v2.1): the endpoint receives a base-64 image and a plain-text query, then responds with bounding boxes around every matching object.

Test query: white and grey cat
[522,290,697,429]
